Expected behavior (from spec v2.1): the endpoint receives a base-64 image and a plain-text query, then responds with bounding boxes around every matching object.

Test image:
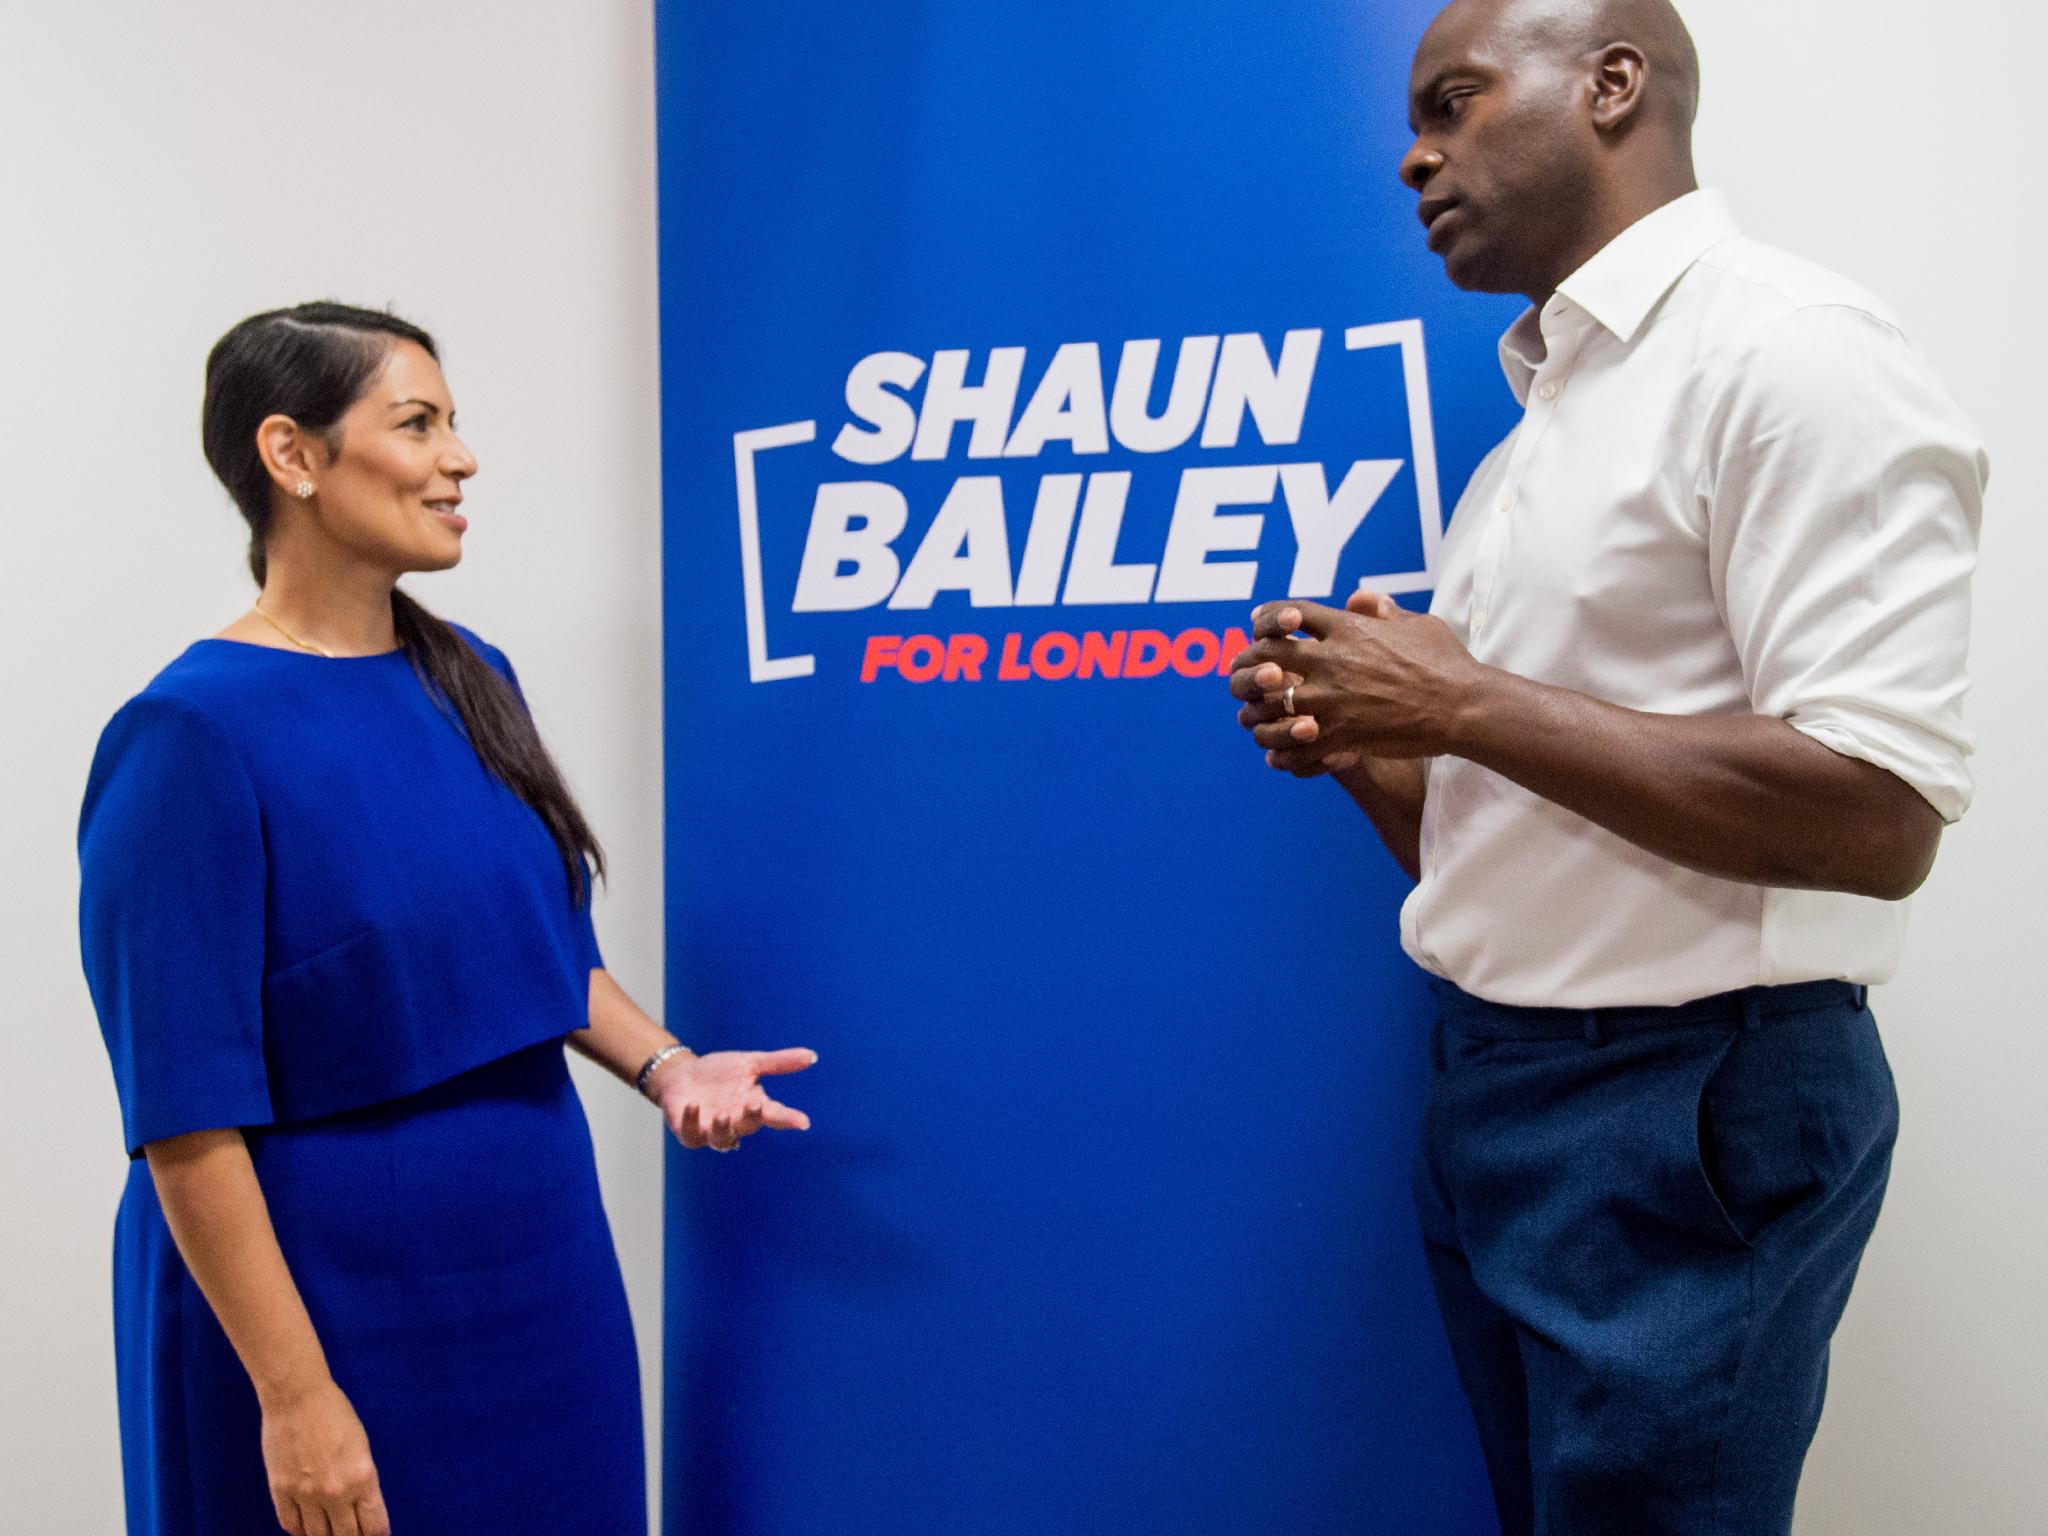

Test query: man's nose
[1400,142,1442,192]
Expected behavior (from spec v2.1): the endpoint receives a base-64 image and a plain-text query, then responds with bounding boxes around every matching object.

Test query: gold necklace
[251,599,335,658]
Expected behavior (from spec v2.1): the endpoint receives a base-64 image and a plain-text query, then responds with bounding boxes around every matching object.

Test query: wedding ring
[1284,684,1297,715]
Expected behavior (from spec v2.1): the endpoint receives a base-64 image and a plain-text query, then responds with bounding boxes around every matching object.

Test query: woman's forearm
[144,1129,333,1407]
[567,969,689,1093]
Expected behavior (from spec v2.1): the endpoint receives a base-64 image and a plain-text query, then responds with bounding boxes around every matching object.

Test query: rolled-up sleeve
[79,695,273,1156]
[1702,304,1986,822]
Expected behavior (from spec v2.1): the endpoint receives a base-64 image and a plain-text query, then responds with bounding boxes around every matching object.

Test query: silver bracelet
[635,1043,690,1096]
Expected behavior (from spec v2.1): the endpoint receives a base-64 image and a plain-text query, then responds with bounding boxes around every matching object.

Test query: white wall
[1691,7,2048,1531]
[0,3,667,1530]
[2,4,2039,1534]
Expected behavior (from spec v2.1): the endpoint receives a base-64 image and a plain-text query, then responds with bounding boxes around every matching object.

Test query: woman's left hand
[647,1048,816,1151]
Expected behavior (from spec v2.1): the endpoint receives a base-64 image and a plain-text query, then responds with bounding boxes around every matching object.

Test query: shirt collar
[1496,188,1739,401]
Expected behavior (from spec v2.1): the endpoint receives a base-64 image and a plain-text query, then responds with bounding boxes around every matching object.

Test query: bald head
[1495,0,1698,128]
[1421,0,1700,141]
[1401,0,1703,301]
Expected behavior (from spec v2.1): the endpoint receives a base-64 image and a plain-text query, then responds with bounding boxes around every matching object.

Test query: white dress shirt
[1400,189,1987,1008]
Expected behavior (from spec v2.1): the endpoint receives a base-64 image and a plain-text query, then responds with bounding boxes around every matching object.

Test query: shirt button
[1497,494,1515,513]
[1538,382,1559,401]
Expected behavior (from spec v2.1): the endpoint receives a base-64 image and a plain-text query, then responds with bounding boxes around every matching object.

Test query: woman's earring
[294,480,315,499]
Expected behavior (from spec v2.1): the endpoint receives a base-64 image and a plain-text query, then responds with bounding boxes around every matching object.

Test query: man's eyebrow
[1409,65,1481,123]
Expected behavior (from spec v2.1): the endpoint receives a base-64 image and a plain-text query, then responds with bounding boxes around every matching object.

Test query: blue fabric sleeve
[573,870,605,975]
[79,696,273,1156]
[454,624,607,975]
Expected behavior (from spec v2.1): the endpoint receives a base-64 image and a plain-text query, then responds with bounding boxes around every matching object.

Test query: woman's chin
[404,537,466,574]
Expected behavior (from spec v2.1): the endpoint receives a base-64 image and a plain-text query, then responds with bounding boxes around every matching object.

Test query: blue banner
[656,4,1520,1530]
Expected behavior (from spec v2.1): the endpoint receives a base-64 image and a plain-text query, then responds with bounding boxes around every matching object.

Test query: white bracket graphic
[1345,319,1443,597]
[733,421,819,682]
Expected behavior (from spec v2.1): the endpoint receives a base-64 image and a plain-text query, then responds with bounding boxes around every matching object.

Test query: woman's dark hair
[201,301,604,906]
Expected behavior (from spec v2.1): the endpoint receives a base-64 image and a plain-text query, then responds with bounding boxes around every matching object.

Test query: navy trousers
[1413,977,1898,1536]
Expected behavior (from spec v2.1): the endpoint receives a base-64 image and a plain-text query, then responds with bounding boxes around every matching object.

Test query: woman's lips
[426,502,467,533]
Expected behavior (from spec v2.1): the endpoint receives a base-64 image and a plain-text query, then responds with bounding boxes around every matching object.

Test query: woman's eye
[403,415,429,432]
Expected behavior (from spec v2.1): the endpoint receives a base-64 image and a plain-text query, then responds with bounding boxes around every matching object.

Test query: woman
[78,302,814,1536]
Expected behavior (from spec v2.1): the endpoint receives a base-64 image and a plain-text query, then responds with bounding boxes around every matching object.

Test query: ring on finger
[1284,684,1297,715]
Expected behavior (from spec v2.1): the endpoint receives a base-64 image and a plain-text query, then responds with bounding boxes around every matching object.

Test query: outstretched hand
[648,1048,816,1152]
[1228,589,1486,775]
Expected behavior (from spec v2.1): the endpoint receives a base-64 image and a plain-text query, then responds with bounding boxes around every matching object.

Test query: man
[1228,0,1985,1531]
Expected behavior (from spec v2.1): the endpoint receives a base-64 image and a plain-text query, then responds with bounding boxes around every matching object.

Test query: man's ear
[1589,43,1648,133]
[255,414,329,498]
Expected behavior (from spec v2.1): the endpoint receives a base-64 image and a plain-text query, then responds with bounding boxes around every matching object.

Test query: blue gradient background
[655,3,1521,1530]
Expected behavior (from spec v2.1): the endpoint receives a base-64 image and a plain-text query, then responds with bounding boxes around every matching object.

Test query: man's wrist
[1441,662,1516,760]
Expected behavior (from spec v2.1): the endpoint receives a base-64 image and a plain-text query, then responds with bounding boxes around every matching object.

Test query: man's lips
[1418,196,1462,251]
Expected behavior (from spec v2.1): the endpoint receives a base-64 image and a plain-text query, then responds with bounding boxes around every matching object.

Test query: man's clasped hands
[1227,590,1492,774]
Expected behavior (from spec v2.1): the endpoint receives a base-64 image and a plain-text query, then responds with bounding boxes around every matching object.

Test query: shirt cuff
[1790,712,1973,824]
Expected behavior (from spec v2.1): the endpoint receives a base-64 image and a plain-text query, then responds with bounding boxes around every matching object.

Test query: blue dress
[78,629,645,1535]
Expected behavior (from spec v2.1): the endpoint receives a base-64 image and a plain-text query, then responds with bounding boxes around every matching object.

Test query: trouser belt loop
[1582,1009,1604,1048]
[1854,984,1870,1010]
[1741,991,1766,1034]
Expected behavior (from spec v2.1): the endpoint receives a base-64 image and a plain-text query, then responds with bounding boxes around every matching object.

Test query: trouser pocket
[1692,1010,1838,1250]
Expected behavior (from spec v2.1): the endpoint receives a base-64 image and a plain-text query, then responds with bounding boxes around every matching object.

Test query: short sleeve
[78,696,273,1156]
[1702,306,1987,823]
[453,624,607,974]
[571,860,605,974]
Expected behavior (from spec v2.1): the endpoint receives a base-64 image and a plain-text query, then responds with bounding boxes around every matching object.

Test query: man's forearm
[1449,667,1942,900]
[1332,758,1427,881]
